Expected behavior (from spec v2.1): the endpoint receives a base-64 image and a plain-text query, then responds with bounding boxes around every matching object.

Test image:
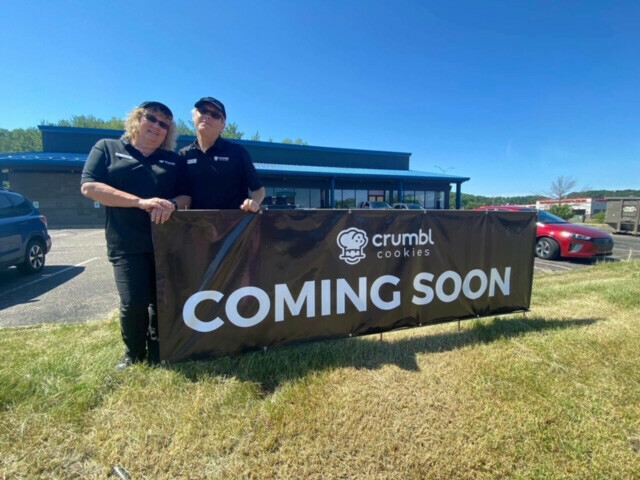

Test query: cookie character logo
[337,228,368,265]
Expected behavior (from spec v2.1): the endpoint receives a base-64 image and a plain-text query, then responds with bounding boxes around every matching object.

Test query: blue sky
[1,0,638,196]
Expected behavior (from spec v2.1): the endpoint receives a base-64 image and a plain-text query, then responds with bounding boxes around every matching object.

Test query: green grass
[1,261,640,479]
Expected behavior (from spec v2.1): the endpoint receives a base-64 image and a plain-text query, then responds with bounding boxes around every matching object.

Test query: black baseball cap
[139,101,173,118]
[194,97,226,118]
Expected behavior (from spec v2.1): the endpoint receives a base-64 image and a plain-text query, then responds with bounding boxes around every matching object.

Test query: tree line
[462,190,640,210]
[0,115,308,153]
[566,189,640,199]
[461,193,543,209]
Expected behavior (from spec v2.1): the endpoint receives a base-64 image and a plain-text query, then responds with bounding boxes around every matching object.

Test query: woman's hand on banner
[143,198,176,224]
[138,197,174,213]
[240,198,260,213]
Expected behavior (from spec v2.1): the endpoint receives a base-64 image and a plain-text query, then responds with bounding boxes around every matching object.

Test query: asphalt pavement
[1,228,639,328]
[0,229,118,328]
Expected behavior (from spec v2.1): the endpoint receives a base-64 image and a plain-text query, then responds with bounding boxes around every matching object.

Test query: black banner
[153,210,536,361]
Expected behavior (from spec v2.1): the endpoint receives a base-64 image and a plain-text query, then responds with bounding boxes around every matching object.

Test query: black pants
[110,253,158,363]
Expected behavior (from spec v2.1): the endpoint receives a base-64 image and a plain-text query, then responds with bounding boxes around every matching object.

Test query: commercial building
[0,126,470,226]
[535,198,606,220]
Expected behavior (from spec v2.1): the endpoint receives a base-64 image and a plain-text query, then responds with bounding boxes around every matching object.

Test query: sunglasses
[144,113,170,130]
[197,107,224,120]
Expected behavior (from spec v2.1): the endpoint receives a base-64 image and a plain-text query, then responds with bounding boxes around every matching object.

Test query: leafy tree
[548,204,574,220]
[176,119,195,136]
[461,193,543,209]
[568,189,640,198]
[222,122,244,139]
[461,195,485,209]
[0,128,42,152]
[44,115,125,130]
[282,138,309,145]
[0,115,310,153]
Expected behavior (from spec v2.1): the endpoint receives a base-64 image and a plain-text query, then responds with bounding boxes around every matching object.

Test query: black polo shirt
[81,137,188,258]
[178,137,262,209]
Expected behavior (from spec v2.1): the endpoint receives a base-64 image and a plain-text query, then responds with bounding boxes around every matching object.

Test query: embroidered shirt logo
[187,159,197,164]
[213,156,229,161]
[159,159,175,166]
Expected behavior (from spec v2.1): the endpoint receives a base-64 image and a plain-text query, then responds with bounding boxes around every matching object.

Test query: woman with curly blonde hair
[81,101,190,370]
[124,102,178,151]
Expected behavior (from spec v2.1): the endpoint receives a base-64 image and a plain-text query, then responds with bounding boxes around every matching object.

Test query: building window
[295,188,310,208]
[310,189,322,208]
[262,181,450,209]
[369,190,385,202]
[425,191,436,209]
[337,189,356,208]
[264,187,274,198]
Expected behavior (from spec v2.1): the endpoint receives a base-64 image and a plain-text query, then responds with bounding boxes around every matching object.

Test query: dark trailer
[605,197,640,235]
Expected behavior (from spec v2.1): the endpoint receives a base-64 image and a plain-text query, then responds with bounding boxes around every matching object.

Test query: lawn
[1,260,639,479]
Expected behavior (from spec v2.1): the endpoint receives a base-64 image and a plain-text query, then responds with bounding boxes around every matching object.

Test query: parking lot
[1,228,639,328]
[0,229,117,328]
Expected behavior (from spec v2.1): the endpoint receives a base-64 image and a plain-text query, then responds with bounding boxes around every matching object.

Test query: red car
[474,206,614,260]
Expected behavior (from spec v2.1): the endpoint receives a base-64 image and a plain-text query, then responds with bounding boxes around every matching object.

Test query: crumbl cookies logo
[337,226,436,264]
[372,228,434,259]
[337,228,368,265]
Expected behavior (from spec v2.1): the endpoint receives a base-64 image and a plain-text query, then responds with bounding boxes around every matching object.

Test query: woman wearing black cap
[80,101,190,370]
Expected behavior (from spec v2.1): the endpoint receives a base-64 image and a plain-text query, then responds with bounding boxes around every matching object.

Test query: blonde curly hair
[124,105,178,151]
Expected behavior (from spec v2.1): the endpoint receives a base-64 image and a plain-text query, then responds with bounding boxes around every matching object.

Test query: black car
[0,190,51,273]
[261,195,298,210]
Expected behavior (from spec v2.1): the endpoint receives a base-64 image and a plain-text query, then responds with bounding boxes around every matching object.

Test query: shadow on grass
[167,316,600,394]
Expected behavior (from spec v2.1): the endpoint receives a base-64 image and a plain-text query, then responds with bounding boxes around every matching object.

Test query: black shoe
[147,341,160,366]
[116,356,135,372]
[147,356,160,367]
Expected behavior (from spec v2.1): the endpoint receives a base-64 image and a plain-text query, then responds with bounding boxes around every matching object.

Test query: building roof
[0,152,88,169]
[37,126,412,171]
[256,162,469,182]
[0,152,470,183]
[38,125,412,158]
